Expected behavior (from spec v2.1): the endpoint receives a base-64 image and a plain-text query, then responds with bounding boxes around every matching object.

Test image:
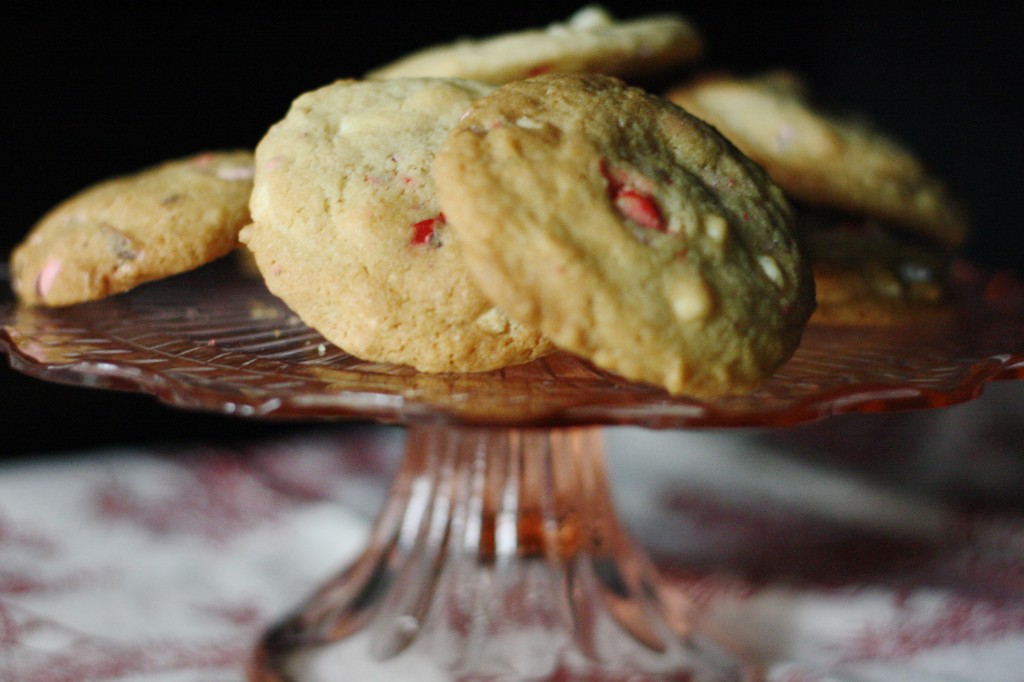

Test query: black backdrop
[2,2,1021,456]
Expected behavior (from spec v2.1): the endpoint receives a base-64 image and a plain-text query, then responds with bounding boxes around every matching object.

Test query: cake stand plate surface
[2,261,1023,429]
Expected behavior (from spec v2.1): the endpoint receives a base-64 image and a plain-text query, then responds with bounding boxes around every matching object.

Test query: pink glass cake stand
[3,260,1024,681]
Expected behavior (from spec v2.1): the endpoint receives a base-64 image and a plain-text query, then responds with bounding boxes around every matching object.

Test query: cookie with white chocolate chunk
[434,74,815,396]
[10,150,254,307]
[368,5,702,85]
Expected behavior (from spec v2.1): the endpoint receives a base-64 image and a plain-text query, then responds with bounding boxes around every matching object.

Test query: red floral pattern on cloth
[3,381,1024,681]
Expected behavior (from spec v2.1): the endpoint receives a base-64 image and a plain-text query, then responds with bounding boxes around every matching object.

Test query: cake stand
[3,260,1023,682]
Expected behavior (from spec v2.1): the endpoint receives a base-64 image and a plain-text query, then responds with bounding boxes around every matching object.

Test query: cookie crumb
[475,307,510,333]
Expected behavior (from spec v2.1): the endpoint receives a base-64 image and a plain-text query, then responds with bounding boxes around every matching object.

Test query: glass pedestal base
[249,425,752,681]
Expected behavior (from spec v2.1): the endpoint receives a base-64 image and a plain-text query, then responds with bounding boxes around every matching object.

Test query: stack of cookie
[9,6,968,396]
[239,5,816,397]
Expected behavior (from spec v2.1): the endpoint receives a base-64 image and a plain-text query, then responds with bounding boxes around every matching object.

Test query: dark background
[2,2,1021,456]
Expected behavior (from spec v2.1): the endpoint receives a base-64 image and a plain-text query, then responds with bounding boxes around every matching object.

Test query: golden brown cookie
[10,150,254,307]
[241,78,552,373]
[367,6,702,85]
[434,74,815,396]
[666,72,970,249]
[798,208,953,325]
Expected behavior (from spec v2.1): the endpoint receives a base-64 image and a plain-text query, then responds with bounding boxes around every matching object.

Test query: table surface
[2,378,1024,681]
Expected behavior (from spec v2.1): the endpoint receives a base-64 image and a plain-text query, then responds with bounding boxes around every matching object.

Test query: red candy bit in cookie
[600,160,628,192]
[615,189,666,232]
[411,213,446,247]
[600,160,667,233]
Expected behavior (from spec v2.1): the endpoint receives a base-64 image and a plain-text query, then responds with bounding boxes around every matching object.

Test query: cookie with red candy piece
[241,78,552,373]
[367,5,702,85]
[665,71,970,250]
[433,73,815,396]
[10,150,254,307]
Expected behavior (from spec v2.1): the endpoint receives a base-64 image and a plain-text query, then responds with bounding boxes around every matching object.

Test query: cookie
[665,72,970,249]
[434,73,815,396]
[798,208,953,325]
[241,78,552,373]
[10,150,254,307]
[367,5,702,85]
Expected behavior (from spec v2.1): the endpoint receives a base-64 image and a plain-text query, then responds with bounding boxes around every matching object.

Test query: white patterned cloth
[2,381,1024,682]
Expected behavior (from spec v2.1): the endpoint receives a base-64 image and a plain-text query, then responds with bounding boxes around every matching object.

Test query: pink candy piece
[775,124,796,151]
[264,156,287,171]
[36,257,63,298]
